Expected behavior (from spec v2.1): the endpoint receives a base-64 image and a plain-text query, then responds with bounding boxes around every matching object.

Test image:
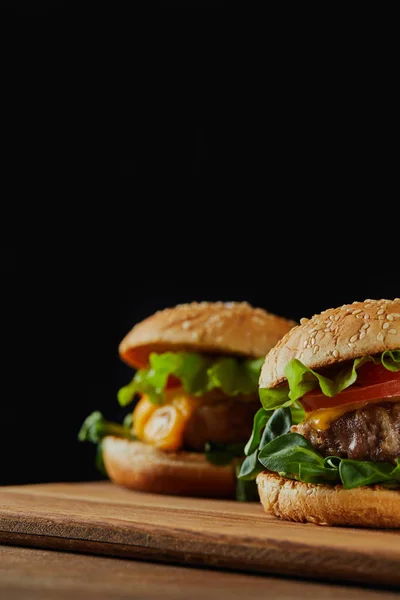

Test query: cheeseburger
[239,298,400,527]
[79,301,296,499]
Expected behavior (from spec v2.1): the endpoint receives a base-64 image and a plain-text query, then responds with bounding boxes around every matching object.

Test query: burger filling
[131,388,259,452]
[79,351,266,499]
[239,349,400,490]
[294,402,400,463]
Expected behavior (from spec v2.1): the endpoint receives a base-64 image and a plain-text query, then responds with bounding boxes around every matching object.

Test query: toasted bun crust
[119,301,297,368]
[102,437,236,498]
[257,471,400,528]
[260,298,400,389]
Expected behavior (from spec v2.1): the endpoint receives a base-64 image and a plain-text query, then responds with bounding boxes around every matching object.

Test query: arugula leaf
[259,407,292,448]
[298,462,338,483]
[244,408,272,455]
[239,407,293,480]
[339,459,400,489]
[259,349,400,411]
[258,433,322,475]
[95,441,107,476]
[256,430,400,489]
[204,441,245,466]
[235,463,260,502]
[78,411,135,444]
[118,352,265,406]
[239,450,263,480]
[244,403,304,458]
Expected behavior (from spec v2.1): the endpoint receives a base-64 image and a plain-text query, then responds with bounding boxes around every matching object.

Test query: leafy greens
[118,352,264,406]
[239,350,400,490]
[259,350,400,411]
[239,407,400,489]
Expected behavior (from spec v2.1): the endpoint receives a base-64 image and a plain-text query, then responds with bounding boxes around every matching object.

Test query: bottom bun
[256,471,400,528]
[102,436,236,498]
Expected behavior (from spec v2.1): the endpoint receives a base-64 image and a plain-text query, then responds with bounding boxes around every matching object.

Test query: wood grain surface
[1,544,398,600]
[0,481,399,589]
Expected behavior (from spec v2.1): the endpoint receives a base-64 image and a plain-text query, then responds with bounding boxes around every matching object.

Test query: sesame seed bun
[102,437,236,498]
[256,471,400,528]
[260,298,400,389]
[120,301,297,369]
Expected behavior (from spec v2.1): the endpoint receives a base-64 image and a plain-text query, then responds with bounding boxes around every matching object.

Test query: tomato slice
[165,374,181,389]
[301,379,400,411]
[355,362,399,386]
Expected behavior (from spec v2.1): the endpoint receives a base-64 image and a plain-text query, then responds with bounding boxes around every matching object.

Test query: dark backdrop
[1,2,398,486]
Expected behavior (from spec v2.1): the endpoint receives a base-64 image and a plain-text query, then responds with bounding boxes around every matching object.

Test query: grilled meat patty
[183,398,259,451]
[293,401,400,463]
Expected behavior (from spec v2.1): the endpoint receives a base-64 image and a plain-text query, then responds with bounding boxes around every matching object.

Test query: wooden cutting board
[0,481,400,588]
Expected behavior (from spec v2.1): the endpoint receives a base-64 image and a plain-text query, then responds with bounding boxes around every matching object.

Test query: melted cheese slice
[133,390,199,450]
[307,396,400,431]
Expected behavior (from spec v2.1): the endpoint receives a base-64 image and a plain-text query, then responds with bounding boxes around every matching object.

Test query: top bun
[119,301,297,369]
[260,298,400,389]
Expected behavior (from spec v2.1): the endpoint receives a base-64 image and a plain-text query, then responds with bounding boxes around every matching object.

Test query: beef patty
[183,398,259,451]
[293,401,400,463]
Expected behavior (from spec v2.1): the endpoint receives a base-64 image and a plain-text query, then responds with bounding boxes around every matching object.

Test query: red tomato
[301,379,400,411]
[165,375,181,389]
[300,362,400,412]
[355,361,398,386]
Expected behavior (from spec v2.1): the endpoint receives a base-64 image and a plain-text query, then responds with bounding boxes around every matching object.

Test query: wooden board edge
[1,530,400,589]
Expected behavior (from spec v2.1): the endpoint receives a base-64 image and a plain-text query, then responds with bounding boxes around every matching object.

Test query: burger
[239,298,400,527]
[79,301,296,499]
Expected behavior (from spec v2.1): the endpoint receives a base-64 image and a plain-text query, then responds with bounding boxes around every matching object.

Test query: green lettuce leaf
[260,349,400,411]
[118,352,264,406]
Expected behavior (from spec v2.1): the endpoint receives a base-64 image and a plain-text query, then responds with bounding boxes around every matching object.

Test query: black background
[1,2,398,486]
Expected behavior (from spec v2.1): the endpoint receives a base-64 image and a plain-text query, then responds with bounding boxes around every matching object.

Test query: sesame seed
[300,318,308,324]
[182,320,191,330]
[388,328,397,334]
[377,332,384,341]
[378,315,385,320]
[361,323,370,330]
[350,334,358,343]
[383,322,390,330]
[377,308,385,315]
[348,342,355,348]
[332,349,339,357]
[313,345,319,354]
[352,309,362,315]
[359,331,366,340]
